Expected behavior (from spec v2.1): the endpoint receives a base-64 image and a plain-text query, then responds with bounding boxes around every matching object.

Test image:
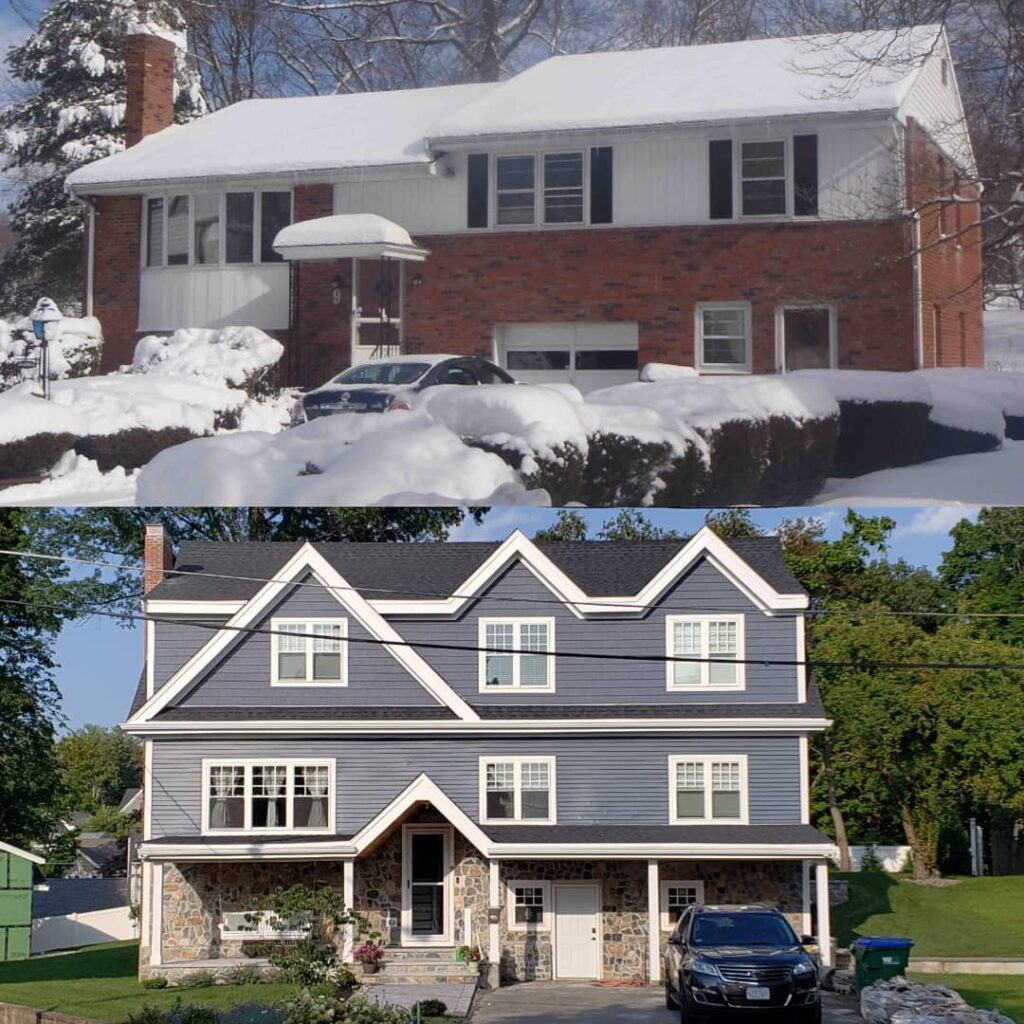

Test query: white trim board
[0,840,45,865]
[132,543,479,723]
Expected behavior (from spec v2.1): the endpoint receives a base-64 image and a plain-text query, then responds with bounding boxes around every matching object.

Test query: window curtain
[307,769,328,829]
[211,769,233,828]
[264,766,287,828]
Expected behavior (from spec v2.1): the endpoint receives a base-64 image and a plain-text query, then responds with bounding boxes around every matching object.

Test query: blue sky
[52,504,976,732]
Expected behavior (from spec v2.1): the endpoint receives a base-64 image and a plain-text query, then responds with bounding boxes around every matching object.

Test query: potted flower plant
[353,941,386,974]
[456,945,481,963]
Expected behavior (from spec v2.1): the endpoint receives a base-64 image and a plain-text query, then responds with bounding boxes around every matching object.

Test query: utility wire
[1,547,1020,621]
[2,595,1023,673]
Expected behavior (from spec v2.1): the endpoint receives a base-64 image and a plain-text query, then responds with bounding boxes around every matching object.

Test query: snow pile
[126,21,188,50]
[985,308,1024,371]
[0,452,135,507]
[640,362,699,382]
[132,326,283,389]
[274,214,417,251]
[0,315,103,385]
[135,410,544,506]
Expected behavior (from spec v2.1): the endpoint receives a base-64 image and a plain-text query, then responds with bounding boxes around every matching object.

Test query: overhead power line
[2,595,1022,673]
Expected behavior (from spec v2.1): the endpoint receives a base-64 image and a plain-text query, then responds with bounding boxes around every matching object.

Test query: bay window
[204,760,334,833]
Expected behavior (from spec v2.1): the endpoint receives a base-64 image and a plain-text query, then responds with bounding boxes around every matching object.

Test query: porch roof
[272,214,428,262]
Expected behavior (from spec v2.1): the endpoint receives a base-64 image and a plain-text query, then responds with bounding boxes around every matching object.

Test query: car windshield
[331,362,431,386]
[691,913,798,948]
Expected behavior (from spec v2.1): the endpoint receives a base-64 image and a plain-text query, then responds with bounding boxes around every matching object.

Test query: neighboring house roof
[147,536,804,603]
[76,833,124,870]
[32,877,129,918]
[0,841,45,865]
[427,26,942,143]
[66,26,954,192]
[119,788,142,815]
[65,83,493,190]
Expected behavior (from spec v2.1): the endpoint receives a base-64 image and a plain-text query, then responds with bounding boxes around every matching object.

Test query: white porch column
[815,860,833,967]
[343,860,355,961]
[488,859,500,964]
[801,860,812,937]
[151,863,164,966]
[140,861,152,963]
[647,860,660,983]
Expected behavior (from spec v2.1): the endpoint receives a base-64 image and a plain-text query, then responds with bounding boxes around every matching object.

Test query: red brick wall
[95,195,142,372]
[124,33,176,148]
[905,118,984,368]
[143,523,174,594]
[405,220,918,372]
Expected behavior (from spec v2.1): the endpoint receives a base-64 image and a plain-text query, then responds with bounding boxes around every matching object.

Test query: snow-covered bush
[0,313,103,392]
[133,326,284,397]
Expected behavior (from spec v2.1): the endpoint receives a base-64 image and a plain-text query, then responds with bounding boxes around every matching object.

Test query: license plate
[746,987,771,1001]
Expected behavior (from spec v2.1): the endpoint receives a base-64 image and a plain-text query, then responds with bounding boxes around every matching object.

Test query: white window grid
[740,139,788,217]
[694,303,753,374]
[220,909,309,941]
[665,614,745,690]
[202,759,335,835]
[492,150,590,229]
[142,188,294,270]
[480,756,556,824]
[478,618,556,692]
[508,880,552,930]
[271,617,348,686]
[668,755,749,825]
[660,880,706,929]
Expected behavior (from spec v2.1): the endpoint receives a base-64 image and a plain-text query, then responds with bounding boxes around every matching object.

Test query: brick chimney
[143,522,174,594]
[124,28,177,147]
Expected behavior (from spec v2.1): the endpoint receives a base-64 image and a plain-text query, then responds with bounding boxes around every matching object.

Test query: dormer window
[479,617,556,692]
[666,614,745,690]
[271,618,347,686]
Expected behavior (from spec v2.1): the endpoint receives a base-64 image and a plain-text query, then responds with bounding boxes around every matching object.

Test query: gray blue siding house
[126,525,835,985]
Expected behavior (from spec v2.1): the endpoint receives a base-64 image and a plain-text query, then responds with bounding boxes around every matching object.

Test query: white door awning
[273,213,429,262]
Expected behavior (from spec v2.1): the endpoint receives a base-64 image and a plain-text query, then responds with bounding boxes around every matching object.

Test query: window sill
[481,819,556,826]
[271,680,348,687]
[666,684,746,693]
[478,685,556,694]
[201,828,335,837]
[695,367,753,375]
[669,818,749,826]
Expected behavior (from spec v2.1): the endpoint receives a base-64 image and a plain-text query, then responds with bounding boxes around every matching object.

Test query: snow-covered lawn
[985,308,1024,372]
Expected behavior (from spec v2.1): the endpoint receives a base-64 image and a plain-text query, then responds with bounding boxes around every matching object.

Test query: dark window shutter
[793,134,818,216]
[709,140,733,220]
[590,146,613,224]
[467,153,489,228]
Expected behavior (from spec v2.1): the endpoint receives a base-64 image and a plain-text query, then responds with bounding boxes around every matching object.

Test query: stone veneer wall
[500,859,805,984]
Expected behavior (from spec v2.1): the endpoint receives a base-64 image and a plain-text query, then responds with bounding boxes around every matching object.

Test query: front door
[401,825,451,945]
[778,306,835,371]
[351,258,403,366]
[553,883,601,979]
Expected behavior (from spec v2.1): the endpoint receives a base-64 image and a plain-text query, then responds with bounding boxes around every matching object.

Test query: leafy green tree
[533,510,589,542]
[58,724,140,812]
[88,804,139,841]
[703,509,762,538]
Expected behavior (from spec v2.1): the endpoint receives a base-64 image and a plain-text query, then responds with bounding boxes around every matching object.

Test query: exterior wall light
[411,273,424,287]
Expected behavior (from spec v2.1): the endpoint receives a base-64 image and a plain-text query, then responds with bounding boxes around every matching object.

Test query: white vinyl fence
[835,845,912,872]
[31,905,136,954]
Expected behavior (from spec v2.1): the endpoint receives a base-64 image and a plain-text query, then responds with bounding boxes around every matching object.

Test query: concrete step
[382,947,461,962]
[355,954,481,986]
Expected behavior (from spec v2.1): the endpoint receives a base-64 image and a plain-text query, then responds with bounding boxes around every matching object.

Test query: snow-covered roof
[66,83,494,190]
[273,213,428,261]
[428,26,943,142]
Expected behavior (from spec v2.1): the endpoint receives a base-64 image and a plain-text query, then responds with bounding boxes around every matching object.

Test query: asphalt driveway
[470,984,861,1023]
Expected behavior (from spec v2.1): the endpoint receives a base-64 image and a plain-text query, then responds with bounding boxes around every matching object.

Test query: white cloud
[894,505,979,539]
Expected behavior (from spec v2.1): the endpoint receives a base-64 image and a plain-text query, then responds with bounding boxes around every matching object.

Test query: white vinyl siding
[669,755,749,824]
[202,758,334,835]
[660,880,706,928]
[478,617,555,692]
[480,756,556,824]
[666,614,745,690]
[271,618,347,686]
[695,303,752,373]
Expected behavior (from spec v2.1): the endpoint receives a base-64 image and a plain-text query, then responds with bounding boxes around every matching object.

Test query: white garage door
[496,323,639,392]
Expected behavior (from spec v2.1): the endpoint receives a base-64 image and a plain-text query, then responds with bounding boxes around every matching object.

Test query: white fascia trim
[131,543,479,723]
[796,615,807,702]
[489,842,838,860]
[122,717,831,737]
[0,840,45,865]
[350,773,493,856]
[141,841,356,861]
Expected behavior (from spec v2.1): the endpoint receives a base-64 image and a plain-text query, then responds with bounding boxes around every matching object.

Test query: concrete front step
[356,952,481,986]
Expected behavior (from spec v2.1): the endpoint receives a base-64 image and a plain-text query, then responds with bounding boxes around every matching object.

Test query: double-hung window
[204,759,334,833]
[496,155,536,225]
[544,152,584,223]
[495,152,586,226]
[508,881,551,929]
[669,755,748,824]
[271,618,347,685]
[479,618,555,691]
[666,614,744,690]
[480,756,556,823]
[660,880,706,928]
[741,140,786,216]
[695,303,752,373]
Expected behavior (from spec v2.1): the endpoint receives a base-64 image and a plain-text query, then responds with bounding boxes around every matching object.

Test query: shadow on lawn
[0,941,137,985]
[831,873,900,947]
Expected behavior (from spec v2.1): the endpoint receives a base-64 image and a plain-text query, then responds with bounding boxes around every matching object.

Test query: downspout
[911,210,923,369]
[69,188,97,318]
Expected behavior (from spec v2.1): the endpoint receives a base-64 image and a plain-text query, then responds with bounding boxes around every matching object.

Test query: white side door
[553,882,601,979]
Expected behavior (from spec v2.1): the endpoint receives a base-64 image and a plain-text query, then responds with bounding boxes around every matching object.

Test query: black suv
[664,904,821,1023]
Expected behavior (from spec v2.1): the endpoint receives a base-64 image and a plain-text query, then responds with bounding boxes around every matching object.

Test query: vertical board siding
[398,558,799,705]
[167,576,438,708]
[150,735,803,836]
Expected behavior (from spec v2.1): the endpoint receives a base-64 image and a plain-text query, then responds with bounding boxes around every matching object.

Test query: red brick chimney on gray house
[143,523,174,595]
[124,28,177,147]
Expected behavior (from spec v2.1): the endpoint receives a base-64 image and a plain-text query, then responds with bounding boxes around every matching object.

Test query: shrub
[0,432,75,479]
[758,414,838,505]
[858,846,886,873]
[580,434,678,507]
[284,991,410,1024]
[513,442,587,506]
[693,418,770,505]
[223,964,263,986]
[921,420,1002,461]
[218,1003,287,1024]
[410,999,448,1016]
[654,446,712,507]
[142,977,169,990]
[241,941,275,959]
[127,1000,219,1024]
[456,944,481,962]
[73,426,201,472]
[831,399,930,477]
[1005,414,1024,441]
[177,970,216,989]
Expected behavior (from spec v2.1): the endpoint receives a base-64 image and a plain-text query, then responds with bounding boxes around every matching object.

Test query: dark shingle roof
[148,537,803,603]
[128,669,147,716]
[481,823,832,845]
[474,697,825,720]
[154,705,457,721]
[33,878,129,918]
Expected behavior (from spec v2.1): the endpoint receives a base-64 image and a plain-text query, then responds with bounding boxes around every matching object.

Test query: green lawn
[833,873,1024,955]
[908,974,1024,1024]
[0,942,454,1023]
